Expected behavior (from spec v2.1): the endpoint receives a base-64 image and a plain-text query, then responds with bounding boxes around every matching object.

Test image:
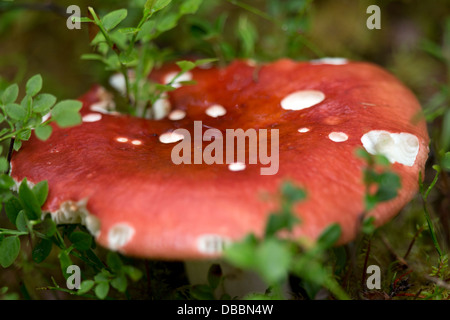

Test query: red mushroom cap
[10,59,429,259]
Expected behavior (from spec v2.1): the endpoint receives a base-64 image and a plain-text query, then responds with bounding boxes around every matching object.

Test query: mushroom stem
[184,260,292,299]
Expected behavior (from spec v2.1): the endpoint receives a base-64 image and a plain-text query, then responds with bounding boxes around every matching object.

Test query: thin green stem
[226,0,275,23]
[88,7,132,106]
[226,0,324,57]
[130,12,151,47]
[420,169,443,258]
[0,229,28,236]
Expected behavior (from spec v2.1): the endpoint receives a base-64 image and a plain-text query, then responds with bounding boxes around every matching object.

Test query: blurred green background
[0,0,449,102]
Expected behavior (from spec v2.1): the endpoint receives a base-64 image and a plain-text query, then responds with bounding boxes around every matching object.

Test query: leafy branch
[76,0,211,118]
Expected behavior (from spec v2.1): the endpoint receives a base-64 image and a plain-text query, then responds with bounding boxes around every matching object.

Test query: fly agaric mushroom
[10,59,428,295]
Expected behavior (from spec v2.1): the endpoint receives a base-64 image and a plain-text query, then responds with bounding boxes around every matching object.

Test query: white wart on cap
[361,130,420,166]
[82,113,102,123]
[206,104,227,118]
[159,131,185,144]
[108,223,135,250]
[310,57,348,65]
[168,110,186,121]
[281,90,325,111]
[328,132,348,142]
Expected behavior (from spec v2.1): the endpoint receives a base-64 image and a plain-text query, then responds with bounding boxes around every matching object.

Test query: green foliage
[0,74,82,167]
[0,179,49,269]
[78,1,211,118]
[74,252,143,299]
[224,181,349,300]
[0,175,142,299]
[356,149,401,212]
[0,235,20,268]
[419,166,444,259]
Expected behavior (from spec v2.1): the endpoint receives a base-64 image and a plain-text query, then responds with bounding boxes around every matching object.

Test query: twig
[395,292,426,299]
[360,238,371,289]
[403,225,425,260]
[381,235,408,266]
[424,275,450,290]
[413,288,423,300]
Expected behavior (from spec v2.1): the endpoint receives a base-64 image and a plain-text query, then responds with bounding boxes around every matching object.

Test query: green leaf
[256,238,291,285]
[0,157,9,173]
[137,20,156,41]
[5,103,27,121]
[102,9,128,31]
[32,181,48,206]
[78,280,95,295]
[106,252,123,272]
[38,216,57,237]
[35,125,53,141]
[86,249,105,270]
[59,250,73,280]
[373,154,391,167]
[156,12,178,33]
[118,27,140,34]
[145,0,172,14]
[362,216,376,235]
[94,270,110,283]
[72,17,94,23]
[13,139,22,152]
[154,84,177,92]
[317,223,342,249]
[32,238,53,263]
[443,152,450,170]
[1,84,19,104]
[194,58,217,67]
[17,129,31,141]
[224,234,257,269]
[179,0,203,15]
[375,172,401,202]
[51,100,82,128]
[111,275,127,293]
[95,282,110,300]
[69,231,92,251]
[0,174,15,189]
[0,236,20,268]
[123,265,143,282]
[33,93,56,113]
[18,178,41,220]
[176,60,196,73]
[119,50,137,65]
[80,54,104,61]
[20,94,32,115]
[15,210,28,232]
[26,74,42,97]
[264,211,299,237]
[281,182,306,203]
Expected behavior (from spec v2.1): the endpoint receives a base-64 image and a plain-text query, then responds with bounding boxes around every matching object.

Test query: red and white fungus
[10,59,429,260]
